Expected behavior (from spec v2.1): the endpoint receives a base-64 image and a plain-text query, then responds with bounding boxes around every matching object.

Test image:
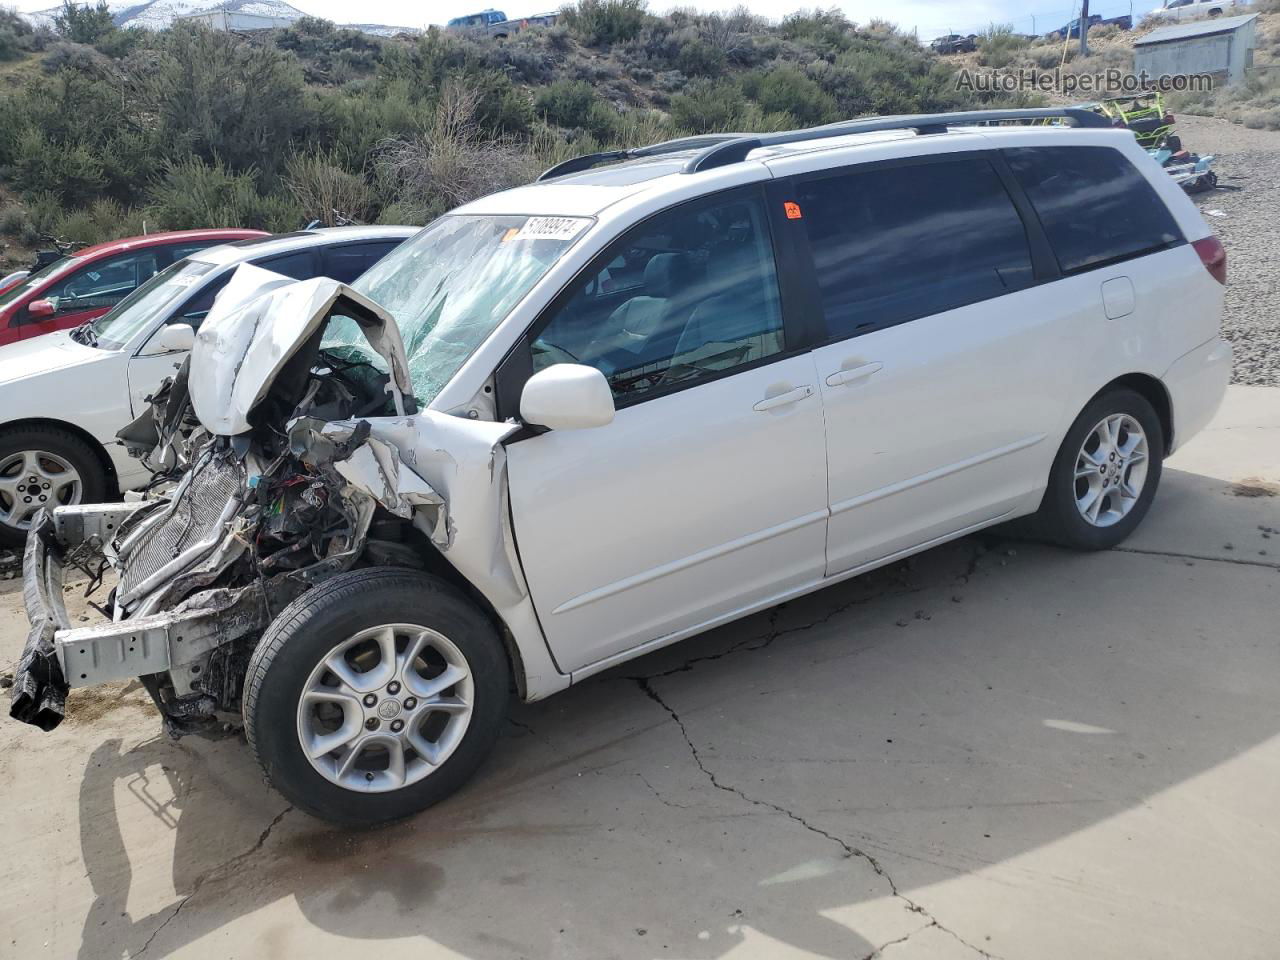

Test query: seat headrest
[643,253,686,299]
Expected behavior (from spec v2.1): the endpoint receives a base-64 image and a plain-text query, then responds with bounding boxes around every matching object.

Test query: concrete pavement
[1,386,1277,960]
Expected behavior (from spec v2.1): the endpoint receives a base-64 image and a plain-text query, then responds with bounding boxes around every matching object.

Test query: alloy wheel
[0,449,83,532]
[1073,413,1149,528]
[296,623,474,793]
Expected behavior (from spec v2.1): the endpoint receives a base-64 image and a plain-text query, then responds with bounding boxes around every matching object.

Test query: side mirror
[520,364,615,431]
[28,299,54,319]
[155,323,195,352]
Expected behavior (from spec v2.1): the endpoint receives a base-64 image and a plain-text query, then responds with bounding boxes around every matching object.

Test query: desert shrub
[668,79,746,131]
[53,0,114,45]
[749,65,838,125]
[1030,45,1064,69]
[9,129,105,205]
[374,81,536,221]
[534,78,597,127]
[1241,107,1280,129]
[147,24,309,182]
[22,191,64,238]
[93,26,140,59]
[51,199,146,246]
[533,79,622,138]
[375,30,533,137]
[275,16,381,83]
[0,9,35,61]
[41,40,109,74]
[675,36,725,77]
[283,150,375,225]
[561,0,650,46]
[146,156,302,231]
[0,203,30,238]
[779,9,855,53]
[977,23,1031,68]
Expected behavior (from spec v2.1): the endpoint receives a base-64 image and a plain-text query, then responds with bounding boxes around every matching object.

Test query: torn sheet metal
[299,412,526,608]
[189,263,415,436]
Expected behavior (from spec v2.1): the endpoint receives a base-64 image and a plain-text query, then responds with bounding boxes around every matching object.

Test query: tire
[243,567,510,826]
[1031,388,1164,550]
[0,426,107,548]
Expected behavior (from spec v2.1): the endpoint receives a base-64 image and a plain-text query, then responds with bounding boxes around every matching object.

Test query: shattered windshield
[322,214,591,405]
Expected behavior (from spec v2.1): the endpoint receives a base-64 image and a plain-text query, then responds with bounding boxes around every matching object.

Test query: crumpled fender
[291,412,528,609]
[189,263,416,436]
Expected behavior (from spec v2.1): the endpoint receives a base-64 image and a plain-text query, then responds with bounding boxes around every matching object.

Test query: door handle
[825,361,883,387]
[752,385,813,412]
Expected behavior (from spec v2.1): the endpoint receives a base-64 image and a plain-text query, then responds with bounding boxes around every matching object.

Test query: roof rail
[684,107,1111,174]
[536,134,749,182]
[537,108,1111,182]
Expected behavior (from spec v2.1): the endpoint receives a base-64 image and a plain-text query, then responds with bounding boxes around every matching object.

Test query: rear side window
[795,156,1034,339]
[324,241,402,285]
[1004,146,1183,274]
[258,251,317,280]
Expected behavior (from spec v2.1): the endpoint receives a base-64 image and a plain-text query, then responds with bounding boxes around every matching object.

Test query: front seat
[588,253,693,375]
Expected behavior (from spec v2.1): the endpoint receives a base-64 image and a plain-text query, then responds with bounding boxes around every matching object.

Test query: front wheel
[0,426,107,548]
[1032,388,1164,550]
[243,568,510,826]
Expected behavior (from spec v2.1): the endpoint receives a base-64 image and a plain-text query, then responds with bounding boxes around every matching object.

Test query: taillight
[1193,235,1227,285]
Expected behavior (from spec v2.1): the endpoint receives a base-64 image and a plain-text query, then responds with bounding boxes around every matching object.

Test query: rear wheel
[1032,389,1164,550]
[243,568,510,826]
[0,426,106,548]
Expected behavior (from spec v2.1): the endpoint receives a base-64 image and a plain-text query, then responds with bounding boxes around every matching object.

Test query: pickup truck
[929,34,978,54]
[445,8,558,38]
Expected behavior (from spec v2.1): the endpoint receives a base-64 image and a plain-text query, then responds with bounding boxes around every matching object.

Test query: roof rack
[536,134,751,181]
[537,107,1111,182]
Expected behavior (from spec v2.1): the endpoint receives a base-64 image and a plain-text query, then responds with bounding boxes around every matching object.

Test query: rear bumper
[10,504,267,731]
[1163,336,1232,453]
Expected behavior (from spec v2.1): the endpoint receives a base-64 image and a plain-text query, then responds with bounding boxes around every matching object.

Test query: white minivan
[14,109,1231,825]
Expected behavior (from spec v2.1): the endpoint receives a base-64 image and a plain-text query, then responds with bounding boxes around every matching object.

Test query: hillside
[19,0,420,36]
[947,3,1280,127]
[0,1,1040,270]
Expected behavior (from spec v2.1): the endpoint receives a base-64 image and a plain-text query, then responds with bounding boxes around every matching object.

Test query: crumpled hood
[189,263,415,436]
[0,331,106,387]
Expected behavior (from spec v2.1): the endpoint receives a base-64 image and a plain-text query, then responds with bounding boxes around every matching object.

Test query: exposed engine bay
[11,265,526,737]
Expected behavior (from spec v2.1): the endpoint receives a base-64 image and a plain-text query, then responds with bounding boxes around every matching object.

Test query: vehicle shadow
[75,467,1280,959]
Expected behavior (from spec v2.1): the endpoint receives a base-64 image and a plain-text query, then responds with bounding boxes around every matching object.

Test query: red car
[0,228,267,348]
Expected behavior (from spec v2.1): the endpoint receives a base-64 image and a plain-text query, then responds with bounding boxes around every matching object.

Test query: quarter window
[1004,146,1183,274]
[532,192,785,401]
[796,156,1035,340]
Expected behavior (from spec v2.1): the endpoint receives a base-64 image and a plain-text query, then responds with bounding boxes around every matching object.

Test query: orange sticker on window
[784,201,803,220]
[500,227,520,244]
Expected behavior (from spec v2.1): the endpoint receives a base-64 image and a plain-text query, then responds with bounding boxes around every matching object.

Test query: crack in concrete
[636,678,998,960]
[1110,545,1280,570]
[862,919,937,959]
[132,804,293,957]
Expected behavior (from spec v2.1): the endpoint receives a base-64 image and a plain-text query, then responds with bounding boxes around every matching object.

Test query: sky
[9,0,1163,43]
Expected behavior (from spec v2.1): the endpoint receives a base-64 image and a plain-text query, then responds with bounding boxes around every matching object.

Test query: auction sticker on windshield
[514,217,592,242]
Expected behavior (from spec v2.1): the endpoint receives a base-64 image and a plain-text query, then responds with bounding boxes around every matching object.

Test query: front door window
[532,192,785,404]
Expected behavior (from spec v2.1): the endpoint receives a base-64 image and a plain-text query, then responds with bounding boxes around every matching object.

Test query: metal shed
[1134,14,1258,86]
[178,10,297,31]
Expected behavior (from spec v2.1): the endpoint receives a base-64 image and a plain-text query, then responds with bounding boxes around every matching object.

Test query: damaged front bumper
[11,506,268,731]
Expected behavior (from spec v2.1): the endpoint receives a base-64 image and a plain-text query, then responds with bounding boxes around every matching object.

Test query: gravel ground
[1177,114,1280,386]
